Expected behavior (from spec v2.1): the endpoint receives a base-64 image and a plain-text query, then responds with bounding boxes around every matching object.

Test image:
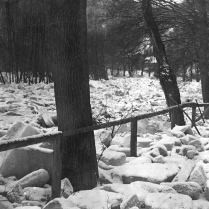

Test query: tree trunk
[197,0,209,118]
[142,0,185,128]
[49,0,98,191]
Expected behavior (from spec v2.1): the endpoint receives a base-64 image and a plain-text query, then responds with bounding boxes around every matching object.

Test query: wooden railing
[0,102,208,199]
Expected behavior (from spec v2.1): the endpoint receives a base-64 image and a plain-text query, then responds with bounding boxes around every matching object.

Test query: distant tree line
[0,0,208,83]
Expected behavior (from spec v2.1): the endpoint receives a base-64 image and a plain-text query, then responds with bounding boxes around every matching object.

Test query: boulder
[193,200,209,209]
[15,207,41,209]
[145,193,193,209]
[0,195,14,209]
[186,150,197,159]
[40,113,55,128]
[94,129,112,147]
[131,181,177,194]
[180,135,197,145]
[172,160,195,182]
[161,182,202,200]
[0,145,53,180]
[172,125,192,133]
[61,178,73,198]
[137,137,153,148]
[98,168,122,184]
[120,194,142,209]
[188,162,207,188]
[43,198,77,209]
[180,145,196,156]
[98,160,115,170]
[110,134,131,148]
[99,150,126,166]
[44,190,123,209]
[1,121,41,140]
[110,163,179,184]
[153,137,177,151]
[15,169,49,189]
[166,129,185,138]
[127,156,152,164]
[150,144,168,157]
[188,139,204,152]
[23,187,51,202]
[108,145,130,157]
[198,151,209,163]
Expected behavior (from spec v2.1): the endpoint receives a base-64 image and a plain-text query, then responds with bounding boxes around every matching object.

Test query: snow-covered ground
[0,76,203,131]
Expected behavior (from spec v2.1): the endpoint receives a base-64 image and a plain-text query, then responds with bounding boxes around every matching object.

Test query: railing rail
[0,102,208,199]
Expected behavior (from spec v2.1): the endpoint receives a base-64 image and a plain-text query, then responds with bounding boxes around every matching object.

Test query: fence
[0,102,208,199]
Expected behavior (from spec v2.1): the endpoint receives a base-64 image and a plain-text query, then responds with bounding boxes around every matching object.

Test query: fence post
[130,118,137,157]
[192,107,196,127]
[52,134,62,199]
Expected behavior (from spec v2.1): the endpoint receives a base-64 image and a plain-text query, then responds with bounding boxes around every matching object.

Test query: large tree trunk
[197,0,209,118]
[142,0,185,128]
[50,0,98,191]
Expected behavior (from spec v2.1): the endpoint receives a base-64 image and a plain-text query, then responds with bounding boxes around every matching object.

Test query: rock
[99,150,126,166]
[188,162,207,188]
[98,168,122,184]
[153,155,164,164]
[204,180,209,200]
[45,190,123,209]
[0,130,7,137]
[15,169,49,189]
[163,155,187,167]
[23,187,51,203]
[120,194,142,209]
[61,178,73,198]
[110,134,131,148]
[110,163,179,184]
[21,200,43,207]
[98,160,115,170]
[166,129,185,138]
[172,160,195,182]
[1,121,41,140]
[108,145,130,157]
[15,207,41,209]
[198,151,209,163]
[98,183,148,208]
[193,199,209,209]
[145,193,193,209]
[0,145,53,180]
[0,195,14,209]
[94,129,112,147]
[172,125,190,133]
[43,198,80,209]
[180,135,197,145]
[180,145,196,156]
[137,137,153,148]
[131,181,177,194]
[154,137,177,151]
[150,143,168,156]
[127,156,152,164]
[161,182,202,200]
[186,150,197,159]
[40,113,55,128]
[188,139,204,152]
[143,147,160,158]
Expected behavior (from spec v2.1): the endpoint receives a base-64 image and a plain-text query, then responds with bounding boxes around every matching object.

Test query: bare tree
[142,0,185,128]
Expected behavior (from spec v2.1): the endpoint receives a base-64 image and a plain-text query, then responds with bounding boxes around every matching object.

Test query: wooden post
[52,134,62,199]
[192,107,196,127]
[130,118,137,157]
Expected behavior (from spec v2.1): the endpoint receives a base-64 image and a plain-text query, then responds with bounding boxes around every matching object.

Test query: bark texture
[197,0,209,118]
[142,0,185,128]
[50,0,98,191]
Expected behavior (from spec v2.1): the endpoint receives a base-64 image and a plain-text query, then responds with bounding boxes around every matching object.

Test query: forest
[0,0,209,209]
